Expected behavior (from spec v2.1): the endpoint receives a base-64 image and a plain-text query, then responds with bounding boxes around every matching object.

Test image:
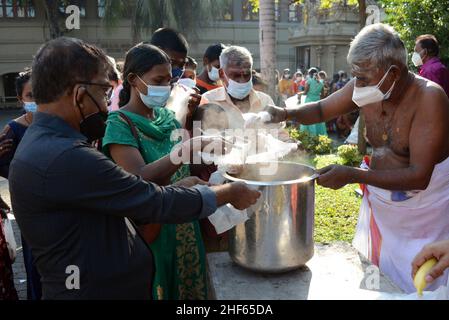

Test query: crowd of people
[278,33,449,145]
[0,29,263,300]
[279,67,358,139]
[0,23,449,300]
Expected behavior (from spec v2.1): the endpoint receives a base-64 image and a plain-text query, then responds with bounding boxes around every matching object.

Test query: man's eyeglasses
[78,82,114,103]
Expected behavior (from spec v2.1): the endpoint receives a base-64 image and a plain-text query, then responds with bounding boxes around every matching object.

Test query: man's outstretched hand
[212,182,261,210]
[265,105,288,124]
[317,165,355,190]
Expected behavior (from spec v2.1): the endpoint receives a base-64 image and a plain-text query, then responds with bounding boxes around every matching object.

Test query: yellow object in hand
[414,258,438,296]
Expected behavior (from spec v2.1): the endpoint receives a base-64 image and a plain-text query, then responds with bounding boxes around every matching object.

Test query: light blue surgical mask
[224,72,253,100]
[137,76,171,109]
[208,65,220,82]
[178,78,197,89]
[24,101,38,113]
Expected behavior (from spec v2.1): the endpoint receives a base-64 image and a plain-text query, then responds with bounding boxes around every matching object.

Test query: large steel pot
[223,161,317,273]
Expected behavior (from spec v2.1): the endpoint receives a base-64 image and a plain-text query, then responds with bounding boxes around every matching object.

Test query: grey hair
[219,45,253,69]
[347,23,407,72]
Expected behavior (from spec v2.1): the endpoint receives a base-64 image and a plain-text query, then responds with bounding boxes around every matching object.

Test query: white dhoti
[353,157,449,293]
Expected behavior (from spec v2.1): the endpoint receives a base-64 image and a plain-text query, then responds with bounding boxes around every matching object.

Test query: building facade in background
[0,0,374,107]
[290,0,384,76]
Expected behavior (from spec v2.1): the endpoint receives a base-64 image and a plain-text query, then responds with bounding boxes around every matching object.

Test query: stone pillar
[279,0,289,23]
[329,45,337,75]
[316,46,323,69]
[305,47,310,69]
[233,0,243,22]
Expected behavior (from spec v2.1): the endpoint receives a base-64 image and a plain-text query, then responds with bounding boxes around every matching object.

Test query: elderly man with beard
[267,23,449,293]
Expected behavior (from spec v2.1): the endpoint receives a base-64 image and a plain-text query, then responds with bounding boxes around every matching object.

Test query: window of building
[242,0,258,21]
[296,46,310,71]
[59,0,86,18]
[221,0,233,21]
[2,73,20,103]
[98,0,105,18]
[242,0,280,22]
[289,2,302,22]
[274,1,279,21]
[0,0,35,18]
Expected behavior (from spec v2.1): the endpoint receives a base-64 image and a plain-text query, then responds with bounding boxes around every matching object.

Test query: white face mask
[208,65,220,82]
[178,78,197,89]
[224,72,253,100]
[412,50,425,67]
[352,66,396,107]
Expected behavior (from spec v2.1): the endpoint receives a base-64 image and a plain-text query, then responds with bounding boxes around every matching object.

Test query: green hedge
[285,131,363,243]
[313,154,362,243]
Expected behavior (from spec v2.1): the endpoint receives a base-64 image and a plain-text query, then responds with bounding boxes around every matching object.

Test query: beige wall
[289,8,361,76]
[0,0,298,101]
[289,1,386,76]
[0,20,298,74]
[3,0,376,100]
[187,22,297,74]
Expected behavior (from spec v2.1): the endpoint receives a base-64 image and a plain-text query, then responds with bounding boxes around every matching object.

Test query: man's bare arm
[349,87,449,190]
[286,79,358,124]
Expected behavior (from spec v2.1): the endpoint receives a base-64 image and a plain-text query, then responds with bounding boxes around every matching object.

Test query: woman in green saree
[298,68,327,136]
[102,43,208,300]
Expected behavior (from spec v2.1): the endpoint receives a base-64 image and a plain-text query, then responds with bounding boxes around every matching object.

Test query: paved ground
[207,243,404,300]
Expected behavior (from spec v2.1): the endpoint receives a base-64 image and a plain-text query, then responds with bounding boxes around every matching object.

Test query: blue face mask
[24,101,38,113]
[137,76,171,109]
[172,67,185,80]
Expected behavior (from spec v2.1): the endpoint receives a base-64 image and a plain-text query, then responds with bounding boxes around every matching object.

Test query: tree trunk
[42,0,62,39]
[357,0,367,155]
[358,0,367,28]
[259,0,277,102]
[128,0,141,44]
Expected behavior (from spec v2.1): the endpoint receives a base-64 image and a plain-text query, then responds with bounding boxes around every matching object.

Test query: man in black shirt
[9,37,260,300]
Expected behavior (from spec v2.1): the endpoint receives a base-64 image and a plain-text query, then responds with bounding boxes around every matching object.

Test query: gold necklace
[380,102,388,141]
[380,73,413,143]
